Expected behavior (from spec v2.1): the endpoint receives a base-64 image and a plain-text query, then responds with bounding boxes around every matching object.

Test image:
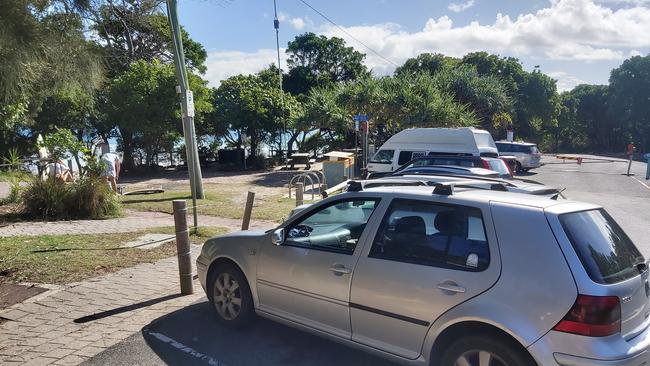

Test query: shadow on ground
[140,300,398,366]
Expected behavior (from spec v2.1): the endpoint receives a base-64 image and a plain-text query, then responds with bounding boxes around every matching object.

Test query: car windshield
[560,209,643,284]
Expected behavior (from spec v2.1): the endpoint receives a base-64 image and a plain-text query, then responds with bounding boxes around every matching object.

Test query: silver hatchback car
[197,183,650,366]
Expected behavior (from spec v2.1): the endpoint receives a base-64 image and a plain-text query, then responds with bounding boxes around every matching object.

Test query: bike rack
[288,171,326,201]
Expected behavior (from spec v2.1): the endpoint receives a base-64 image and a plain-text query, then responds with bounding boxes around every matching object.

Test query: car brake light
[553,295,620,337]
[480,158,491,170]
[504,161,514,177]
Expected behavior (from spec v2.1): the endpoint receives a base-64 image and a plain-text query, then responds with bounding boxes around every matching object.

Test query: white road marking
[632,176,650,190]
[145,330,227,366]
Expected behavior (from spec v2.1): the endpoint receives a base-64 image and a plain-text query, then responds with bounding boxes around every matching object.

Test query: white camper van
[367,127,498,173]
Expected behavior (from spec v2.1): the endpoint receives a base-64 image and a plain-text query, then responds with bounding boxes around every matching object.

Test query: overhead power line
[297,0,399,67]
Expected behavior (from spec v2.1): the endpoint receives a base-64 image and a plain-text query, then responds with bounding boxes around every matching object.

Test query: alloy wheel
[455,350,508,366]
[212,272,242,320]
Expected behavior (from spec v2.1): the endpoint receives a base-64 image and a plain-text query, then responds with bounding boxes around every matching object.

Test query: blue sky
[176,0,650,91]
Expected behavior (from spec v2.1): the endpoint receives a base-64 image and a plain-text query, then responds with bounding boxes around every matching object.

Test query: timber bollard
[241,191,255,230]
[295,182,304,207]
[173,200,193,295]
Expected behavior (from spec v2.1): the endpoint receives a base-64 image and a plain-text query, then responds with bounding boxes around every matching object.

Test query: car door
[349,198,501,359]
[257,197,383,339]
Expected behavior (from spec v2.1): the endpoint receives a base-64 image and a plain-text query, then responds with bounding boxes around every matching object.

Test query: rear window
[560,209,643,284]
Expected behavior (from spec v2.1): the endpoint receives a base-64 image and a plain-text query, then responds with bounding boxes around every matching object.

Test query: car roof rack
[347,180,363,192]
[433,183,454,196]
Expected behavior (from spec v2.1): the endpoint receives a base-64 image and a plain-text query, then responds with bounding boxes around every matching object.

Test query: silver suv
[496,141,542,172]
[197,183,650,366]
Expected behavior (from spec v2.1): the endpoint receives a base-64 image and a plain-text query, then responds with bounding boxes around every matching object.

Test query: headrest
[394,216,426,236]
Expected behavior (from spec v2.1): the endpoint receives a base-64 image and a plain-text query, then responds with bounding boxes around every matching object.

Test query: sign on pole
[186,90,195,118]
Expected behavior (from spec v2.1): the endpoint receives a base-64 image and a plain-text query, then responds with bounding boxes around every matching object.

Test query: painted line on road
[631,176,650,190]
[144,329,227,366]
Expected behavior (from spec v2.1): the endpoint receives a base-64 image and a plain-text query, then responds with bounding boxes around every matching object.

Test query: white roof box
[380,127,497,156]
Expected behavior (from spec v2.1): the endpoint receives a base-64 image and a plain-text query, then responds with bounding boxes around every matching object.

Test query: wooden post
[295,182,304,207]
[241,191,255,230]
[173,200,193,295]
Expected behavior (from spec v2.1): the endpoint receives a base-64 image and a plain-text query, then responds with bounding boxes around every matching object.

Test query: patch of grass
[0,227,228,284]
[121,188,304,223]
[0,170,31,182]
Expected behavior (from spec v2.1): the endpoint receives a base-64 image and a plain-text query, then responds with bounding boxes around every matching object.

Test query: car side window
[369,199,490,271]
[398,151,414,165]
[285,199,380,254]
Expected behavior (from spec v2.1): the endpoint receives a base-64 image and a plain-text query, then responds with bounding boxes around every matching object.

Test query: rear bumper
[553,351,648,366]
[528,327,650,366]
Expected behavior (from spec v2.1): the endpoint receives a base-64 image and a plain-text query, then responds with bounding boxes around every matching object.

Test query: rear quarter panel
[422,202,577,360]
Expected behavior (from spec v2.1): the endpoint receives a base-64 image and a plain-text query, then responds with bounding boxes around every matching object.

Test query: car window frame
[281,197,382,255]
[367,198,491,272]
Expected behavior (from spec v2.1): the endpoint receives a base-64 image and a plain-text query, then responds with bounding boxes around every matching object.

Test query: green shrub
[21,177,122,220]
[68,177,122,219]
[21,178,70,220]
[2,178,23,204]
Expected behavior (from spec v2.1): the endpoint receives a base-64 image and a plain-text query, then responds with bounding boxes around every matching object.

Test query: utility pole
[273,0,287,162]
[166,0,204,231]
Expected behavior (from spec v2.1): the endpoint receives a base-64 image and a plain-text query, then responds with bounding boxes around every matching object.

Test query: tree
[104,60,211,170]
[394,53,459,77]
[0,0,103,107]
[609,55,650,152]
[284,33,369,95]
[209,72,285,166]
[92,1,207,76]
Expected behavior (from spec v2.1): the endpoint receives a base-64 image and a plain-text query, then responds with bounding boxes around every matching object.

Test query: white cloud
[547,71,590,91]
[204,49,287,87]
[278,12,308,30]
[448,0,475,13]
[318,0,650,74]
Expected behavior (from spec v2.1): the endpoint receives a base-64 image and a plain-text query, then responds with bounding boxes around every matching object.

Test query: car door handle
[329,264,351,275]
[437,282,466,294]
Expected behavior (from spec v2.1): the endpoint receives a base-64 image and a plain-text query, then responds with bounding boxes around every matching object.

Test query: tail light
[553,295,620,337]
[480,158,491,170]
[502,159,514,177]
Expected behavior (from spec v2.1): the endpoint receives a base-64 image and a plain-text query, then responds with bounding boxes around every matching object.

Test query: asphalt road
[84,155,650,366]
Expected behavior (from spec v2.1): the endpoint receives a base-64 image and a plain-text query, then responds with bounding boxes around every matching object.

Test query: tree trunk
[121,130,135,172]
[287,132,299,157]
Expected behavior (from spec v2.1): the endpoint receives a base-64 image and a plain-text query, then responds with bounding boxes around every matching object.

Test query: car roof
[358,184,578,209]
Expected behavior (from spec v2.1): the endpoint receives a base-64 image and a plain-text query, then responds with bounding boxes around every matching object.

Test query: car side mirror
[272,228,284,246]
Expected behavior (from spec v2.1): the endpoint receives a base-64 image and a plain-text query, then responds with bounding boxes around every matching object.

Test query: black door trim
[349,303,430,327]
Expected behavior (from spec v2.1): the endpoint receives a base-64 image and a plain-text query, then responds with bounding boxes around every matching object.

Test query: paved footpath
[0,210,277,237]
[1,246,210,366]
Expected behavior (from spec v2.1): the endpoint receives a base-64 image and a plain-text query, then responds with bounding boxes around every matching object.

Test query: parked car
[367,127,498,174]
[198,183,647,366]
[499,155,518,174]
[495,141,542,172]
[370,155,513,179]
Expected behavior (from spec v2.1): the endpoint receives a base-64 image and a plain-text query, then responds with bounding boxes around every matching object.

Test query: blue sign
[353,114,368,122]
[644,153,650,160]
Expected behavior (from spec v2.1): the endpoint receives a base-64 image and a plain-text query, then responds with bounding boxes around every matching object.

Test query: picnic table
[287,153,315,169]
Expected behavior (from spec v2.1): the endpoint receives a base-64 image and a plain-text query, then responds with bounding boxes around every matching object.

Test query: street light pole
[273,0,286,163]
[166,0,204,230]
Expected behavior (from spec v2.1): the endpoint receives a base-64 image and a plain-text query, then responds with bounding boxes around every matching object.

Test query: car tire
[439,335,535,366]
[207,263,255,327]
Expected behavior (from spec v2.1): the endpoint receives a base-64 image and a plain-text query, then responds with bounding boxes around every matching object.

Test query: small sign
[644,153,650,160]
[354,120,359,131]
[186,90,195,118]
[353,114,368,122]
